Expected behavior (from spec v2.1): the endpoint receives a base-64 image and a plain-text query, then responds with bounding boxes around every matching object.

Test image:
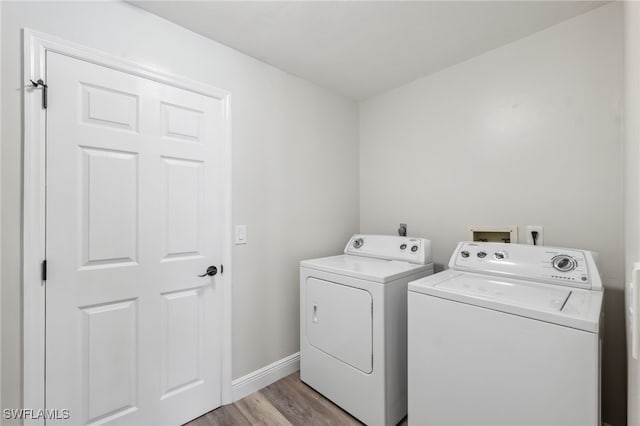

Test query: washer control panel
[345,234,433,265]
[450,241,602,290]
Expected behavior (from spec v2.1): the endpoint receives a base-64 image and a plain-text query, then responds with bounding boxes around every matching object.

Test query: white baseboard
[231,352,300,401]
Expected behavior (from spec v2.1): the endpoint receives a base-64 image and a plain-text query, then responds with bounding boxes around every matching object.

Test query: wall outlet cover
[526,225,544,246]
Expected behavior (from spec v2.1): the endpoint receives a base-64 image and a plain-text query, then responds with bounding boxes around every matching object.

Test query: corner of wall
[0,0,4,415]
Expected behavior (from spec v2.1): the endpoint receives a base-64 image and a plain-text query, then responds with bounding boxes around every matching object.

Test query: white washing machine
[300,234,434,425]
[407,241,603,426]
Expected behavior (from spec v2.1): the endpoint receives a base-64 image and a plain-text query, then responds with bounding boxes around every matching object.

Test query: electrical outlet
[526,225,544,246]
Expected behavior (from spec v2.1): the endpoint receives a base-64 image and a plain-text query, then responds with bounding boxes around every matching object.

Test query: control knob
[460,250,470,258]
[477,251,487,259]
[552,255,576,272]
[353,238,364,249]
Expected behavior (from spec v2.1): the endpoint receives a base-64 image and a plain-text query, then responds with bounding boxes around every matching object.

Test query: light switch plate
[235,225,247,245]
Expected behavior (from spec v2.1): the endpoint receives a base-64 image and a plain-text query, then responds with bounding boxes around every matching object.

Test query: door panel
[161,102,203,142]
[81,83,139,132]
[46,51,225,425]
[305,277,373,373]
[81,147,138,267]
[160,288,204,397]
[161,157,203,259]
[82,300,138,423]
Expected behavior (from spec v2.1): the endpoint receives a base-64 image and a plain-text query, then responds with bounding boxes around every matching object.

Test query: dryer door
[305,278,373,373]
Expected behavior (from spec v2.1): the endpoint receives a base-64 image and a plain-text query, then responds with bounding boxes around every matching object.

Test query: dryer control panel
[450,242,602,290]
[345,234,433,265]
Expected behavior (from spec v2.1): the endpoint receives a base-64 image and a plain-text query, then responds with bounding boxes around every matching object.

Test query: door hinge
[30,79,48,109]
[42,260,47,281]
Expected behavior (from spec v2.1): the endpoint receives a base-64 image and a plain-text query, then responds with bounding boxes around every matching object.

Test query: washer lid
[409,270,603,332]
[301,254,432,283]
[436,274,571,312]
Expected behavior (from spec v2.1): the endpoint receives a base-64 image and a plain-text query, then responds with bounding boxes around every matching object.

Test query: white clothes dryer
[408,241,603,426]
[300,234,434,426]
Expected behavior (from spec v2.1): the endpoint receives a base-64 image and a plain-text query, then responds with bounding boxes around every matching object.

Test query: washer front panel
[407,292,599,426]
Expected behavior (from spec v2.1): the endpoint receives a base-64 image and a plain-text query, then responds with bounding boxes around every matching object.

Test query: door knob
[198,266,218,277]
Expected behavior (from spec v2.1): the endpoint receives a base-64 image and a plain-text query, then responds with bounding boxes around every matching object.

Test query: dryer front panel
[305,277,373,373]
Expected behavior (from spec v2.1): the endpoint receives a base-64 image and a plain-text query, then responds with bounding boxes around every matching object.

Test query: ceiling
[129,1,606,100]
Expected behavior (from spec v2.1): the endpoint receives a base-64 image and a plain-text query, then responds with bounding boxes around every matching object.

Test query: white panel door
[45,51,226,425]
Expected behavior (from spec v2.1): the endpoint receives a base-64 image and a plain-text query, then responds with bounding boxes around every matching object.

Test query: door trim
[22,28,233,419]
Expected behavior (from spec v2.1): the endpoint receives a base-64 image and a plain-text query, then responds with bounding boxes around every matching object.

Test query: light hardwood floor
[185,371,409,426]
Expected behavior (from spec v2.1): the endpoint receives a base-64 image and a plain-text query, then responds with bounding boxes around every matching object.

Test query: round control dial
[460,250,470,258]
[494,251,506,260]
[552,255,577,272]
[400,243,407,250]
[411,245,419,252]
[353,238,364,249]
[477,251,487,259]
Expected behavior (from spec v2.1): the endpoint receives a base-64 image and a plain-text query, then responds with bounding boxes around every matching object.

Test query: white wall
[360,4,624,425]
[0,1,3,416]
[0,0,359,415]
[625,2,640,425]
[1,2,628,425]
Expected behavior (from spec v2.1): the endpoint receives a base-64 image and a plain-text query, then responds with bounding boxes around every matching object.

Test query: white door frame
[22,29,233,419]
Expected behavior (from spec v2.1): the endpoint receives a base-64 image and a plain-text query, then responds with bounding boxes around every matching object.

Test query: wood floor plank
[282,373,362,426]
[205,403,251,426]
[257,382,312,425]
[183,371,406,426]
[262,372,362,426]
[185,412,214,426]
[235,390,292,426]
[260,380,333,426]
